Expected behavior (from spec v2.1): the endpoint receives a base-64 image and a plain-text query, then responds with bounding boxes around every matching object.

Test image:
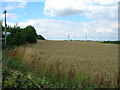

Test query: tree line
[2,25,45,47]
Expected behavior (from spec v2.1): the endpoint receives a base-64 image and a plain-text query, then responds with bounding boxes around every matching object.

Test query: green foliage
[2,54,33,88]
[2,54,48,89]
[102,41,120,44]
[2,53,96,89]
[7,26,26,46]
[2,55,27,72]
[24,26,37,43]
[2,26,4,31]
[2,25,40,47]
[3,68,36,88]
[37,35,45,40]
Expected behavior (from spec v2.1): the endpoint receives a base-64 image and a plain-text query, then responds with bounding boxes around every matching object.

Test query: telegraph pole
[86,34,87,41]
[68,34,69,41]
[3,10,7,45]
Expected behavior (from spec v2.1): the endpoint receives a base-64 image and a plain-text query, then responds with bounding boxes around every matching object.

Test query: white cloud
[1,13,19,20]
[1,0,24,2]
[4,5,15,10]
[44,0,118,20]
[1,0,118,40]
[6,18,118,40]
[96,28,114,32]
[16,2,27,8]
[1,0,46,2]
[2,1,27,10]
[93,0,118,5]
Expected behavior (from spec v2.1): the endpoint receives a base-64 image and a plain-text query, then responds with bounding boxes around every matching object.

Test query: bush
[2,25,39,47]
[6,27,26,46]
[102,41,120,44]
[24,26,37,43]
[37,35,45,40]
[2,68,37,88]
[2,55,27,72]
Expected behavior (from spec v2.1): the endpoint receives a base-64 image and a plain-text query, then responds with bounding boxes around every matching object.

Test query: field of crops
[4,40,118,88]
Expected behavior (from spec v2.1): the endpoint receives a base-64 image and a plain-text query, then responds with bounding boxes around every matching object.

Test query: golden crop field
[5,40,118,87]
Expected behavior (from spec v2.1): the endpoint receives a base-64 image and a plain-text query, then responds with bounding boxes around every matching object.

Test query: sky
[0,0,119,41]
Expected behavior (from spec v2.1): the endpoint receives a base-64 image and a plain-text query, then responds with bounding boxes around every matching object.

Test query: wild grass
[3,40,118,88]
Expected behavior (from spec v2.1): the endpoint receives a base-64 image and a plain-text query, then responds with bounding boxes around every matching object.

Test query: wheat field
[6,40,118,87]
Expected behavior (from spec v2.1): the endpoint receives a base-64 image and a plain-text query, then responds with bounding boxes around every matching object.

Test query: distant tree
[37,35,45,40]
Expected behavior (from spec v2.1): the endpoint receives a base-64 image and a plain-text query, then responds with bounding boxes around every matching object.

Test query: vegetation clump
[102,41,120,44]
[2,25,45,47]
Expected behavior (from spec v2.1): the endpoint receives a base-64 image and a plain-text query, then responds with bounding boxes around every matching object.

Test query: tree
[7,26,26,46]
[3,25,38,47]
[24,25,37,43]
[37,35,45,40]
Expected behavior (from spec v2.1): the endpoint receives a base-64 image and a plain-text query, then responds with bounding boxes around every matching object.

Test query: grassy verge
[2,50,94,88]
[2,54,95,88]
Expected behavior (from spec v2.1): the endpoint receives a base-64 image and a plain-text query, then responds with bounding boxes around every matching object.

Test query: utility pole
[86,34,87,41]
[68,34,69,41]
[3,10,7,45]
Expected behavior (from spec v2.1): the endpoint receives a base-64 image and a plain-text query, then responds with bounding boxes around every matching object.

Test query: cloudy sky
[0,0,119,41]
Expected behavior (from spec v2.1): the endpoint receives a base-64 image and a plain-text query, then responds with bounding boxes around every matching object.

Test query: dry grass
[5,40,118,87]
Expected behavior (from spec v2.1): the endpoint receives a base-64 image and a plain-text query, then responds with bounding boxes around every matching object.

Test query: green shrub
[2,68,36,88]
[102,41,120,44]
[2,55,27,72]
[24,26,37,43]
[37,35,45,40]
[2,25,39,47]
